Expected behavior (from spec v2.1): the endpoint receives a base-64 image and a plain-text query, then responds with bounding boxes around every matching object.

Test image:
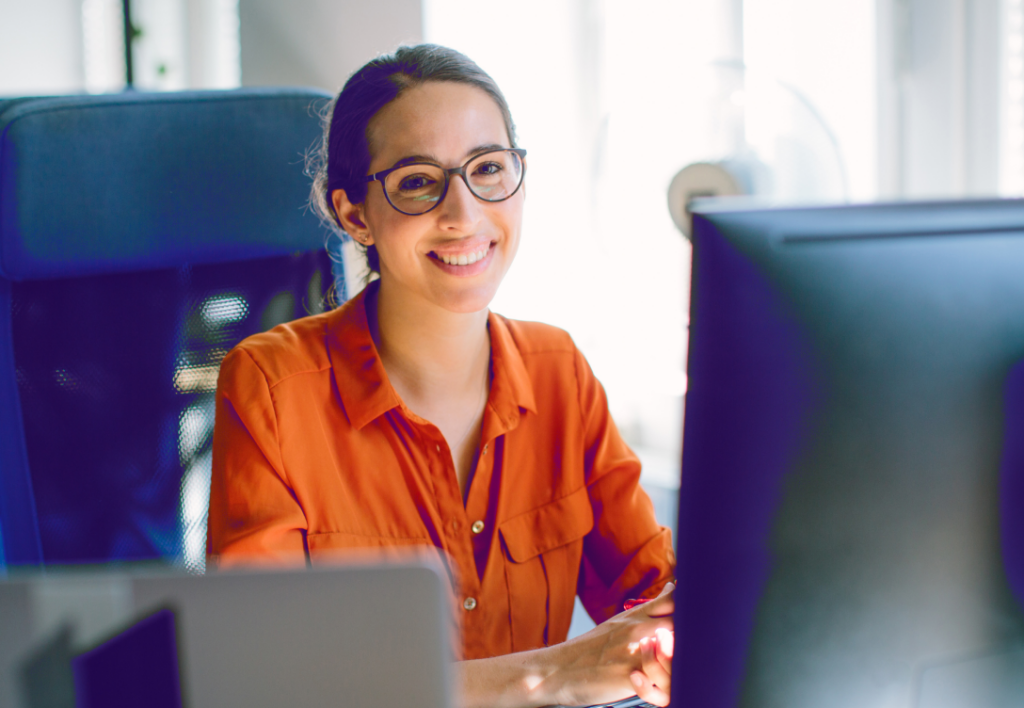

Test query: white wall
[0,0,85,95]
[239,0,422,92]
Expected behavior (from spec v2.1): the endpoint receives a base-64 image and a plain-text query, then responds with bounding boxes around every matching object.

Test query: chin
[435,283,500,315]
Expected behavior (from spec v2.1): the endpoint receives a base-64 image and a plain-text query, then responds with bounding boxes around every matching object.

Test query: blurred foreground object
[674,199,1024,708]
[0,561,451,708]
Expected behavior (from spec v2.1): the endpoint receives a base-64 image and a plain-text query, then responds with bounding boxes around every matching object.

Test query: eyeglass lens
[383,150,523,215]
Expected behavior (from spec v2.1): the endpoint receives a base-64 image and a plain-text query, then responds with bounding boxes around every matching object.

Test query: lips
[428,240,496,266]
[433,247,489,265]
[428,241,496,276]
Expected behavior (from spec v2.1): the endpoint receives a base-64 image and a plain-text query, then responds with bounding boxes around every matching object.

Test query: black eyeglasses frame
[363,148,527,216]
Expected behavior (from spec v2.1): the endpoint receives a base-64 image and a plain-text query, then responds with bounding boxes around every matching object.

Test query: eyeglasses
[364,148,527,216]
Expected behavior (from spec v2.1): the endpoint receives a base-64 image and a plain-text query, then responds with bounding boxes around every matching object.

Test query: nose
[436,172,483,230]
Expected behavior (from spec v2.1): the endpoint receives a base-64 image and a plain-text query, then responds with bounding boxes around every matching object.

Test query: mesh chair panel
[11,250,334,570]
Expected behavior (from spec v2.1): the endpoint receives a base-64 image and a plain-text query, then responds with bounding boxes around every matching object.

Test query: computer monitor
[674,199,1024,708]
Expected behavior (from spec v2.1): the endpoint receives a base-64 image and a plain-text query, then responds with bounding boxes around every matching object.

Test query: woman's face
[334,81,524,315]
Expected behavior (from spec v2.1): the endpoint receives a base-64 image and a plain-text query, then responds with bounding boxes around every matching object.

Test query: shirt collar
[327,280,537,432]
[327,281,402,430]
[485,310,538,432]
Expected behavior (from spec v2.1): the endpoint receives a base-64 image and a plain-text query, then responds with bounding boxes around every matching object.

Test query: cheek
[364,202,405,248]
[369,213,428,270]
[363,196,397,237]
[499,201,525,249]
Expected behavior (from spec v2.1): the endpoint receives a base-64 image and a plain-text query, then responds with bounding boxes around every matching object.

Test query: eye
[473,161,503,176]
[398,174,437,191]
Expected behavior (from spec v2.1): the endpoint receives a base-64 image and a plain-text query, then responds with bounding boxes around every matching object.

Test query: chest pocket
[498,485,594,652]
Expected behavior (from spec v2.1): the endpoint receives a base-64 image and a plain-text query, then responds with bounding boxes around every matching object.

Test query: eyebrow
[390,143,508,170]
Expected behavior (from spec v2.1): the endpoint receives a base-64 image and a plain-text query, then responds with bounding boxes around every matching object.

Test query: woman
[208,44,675,708]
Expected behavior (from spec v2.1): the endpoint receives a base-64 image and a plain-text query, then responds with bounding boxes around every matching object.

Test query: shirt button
[482,443,488,455]
[435,444,440,452]
[471,520,485,534]
[463,597,478,611]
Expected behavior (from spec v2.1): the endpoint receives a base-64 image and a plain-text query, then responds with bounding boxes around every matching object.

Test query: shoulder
[493,314,577,357]
[490,314,599,399]
[222,310,336,388]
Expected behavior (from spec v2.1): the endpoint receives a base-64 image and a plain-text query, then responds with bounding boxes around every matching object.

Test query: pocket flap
[499,486,594,563]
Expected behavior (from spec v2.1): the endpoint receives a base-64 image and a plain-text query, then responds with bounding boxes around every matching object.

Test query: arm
[207,346,307,567]
[575,347,676,620]
[456,583,675,708]
[456,346,677,708]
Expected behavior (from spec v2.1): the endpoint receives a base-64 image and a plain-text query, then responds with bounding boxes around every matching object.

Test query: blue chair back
[0,89,346,572]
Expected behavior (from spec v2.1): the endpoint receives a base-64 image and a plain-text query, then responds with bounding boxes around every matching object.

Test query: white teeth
[439,247,488,266]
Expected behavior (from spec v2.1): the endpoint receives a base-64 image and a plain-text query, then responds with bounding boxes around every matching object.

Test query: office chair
[0,88,345,572]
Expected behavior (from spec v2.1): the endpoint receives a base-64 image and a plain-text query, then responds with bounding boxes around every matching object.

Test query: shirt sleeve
[573,347,676,623]
[206,346,308,569]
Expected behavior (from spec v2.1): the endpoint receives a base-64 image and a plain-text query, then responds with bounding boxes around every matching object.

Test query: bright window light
[1004,0,1024,195]
[82,0,240,92]
[82,0,126,93]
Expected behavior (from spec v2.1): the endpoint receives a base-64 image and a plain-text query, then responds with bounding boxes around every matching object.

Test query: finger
[644,582,675,617]
[655,627,671,663]
[640,636,671,693]
[630,670,670,708]
[630,615,674,642]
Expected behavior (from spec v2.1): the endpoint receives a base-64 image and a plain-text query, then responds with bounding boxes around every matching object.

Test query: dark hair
[309,44,518,278]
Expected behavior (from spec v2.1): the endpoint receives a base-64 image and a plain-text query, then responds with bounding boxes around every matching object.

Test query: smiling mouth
[429,243,494,266]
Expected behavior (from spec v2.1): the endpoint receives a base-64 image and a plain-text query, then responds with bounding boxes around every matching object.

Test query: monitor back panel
[677,200,1024,708]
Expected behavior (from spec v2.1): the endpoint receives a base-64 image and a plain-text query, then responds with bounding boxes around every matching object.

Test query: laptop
[0,562,453,708]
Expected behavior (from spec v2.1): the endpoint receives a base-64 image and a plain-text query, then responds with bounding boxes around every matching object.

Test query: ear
[332,188,374,246]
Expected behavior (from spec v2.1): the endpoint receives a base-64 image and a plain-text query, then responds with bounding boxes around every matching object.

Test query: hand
[630,627,673,705]
[542,582,675,707]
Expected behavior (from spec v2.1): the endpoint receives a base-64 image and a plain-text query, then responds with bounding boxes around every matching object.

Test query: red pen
[624,581,676,611]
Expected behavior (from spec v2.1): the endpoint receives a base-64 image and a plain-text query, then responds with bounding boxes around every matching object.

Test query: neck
[368,278,490,402]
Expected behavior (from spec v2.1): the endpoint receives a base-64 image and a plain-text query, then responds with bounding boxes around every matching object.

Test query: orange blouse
[207,281,675,660]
